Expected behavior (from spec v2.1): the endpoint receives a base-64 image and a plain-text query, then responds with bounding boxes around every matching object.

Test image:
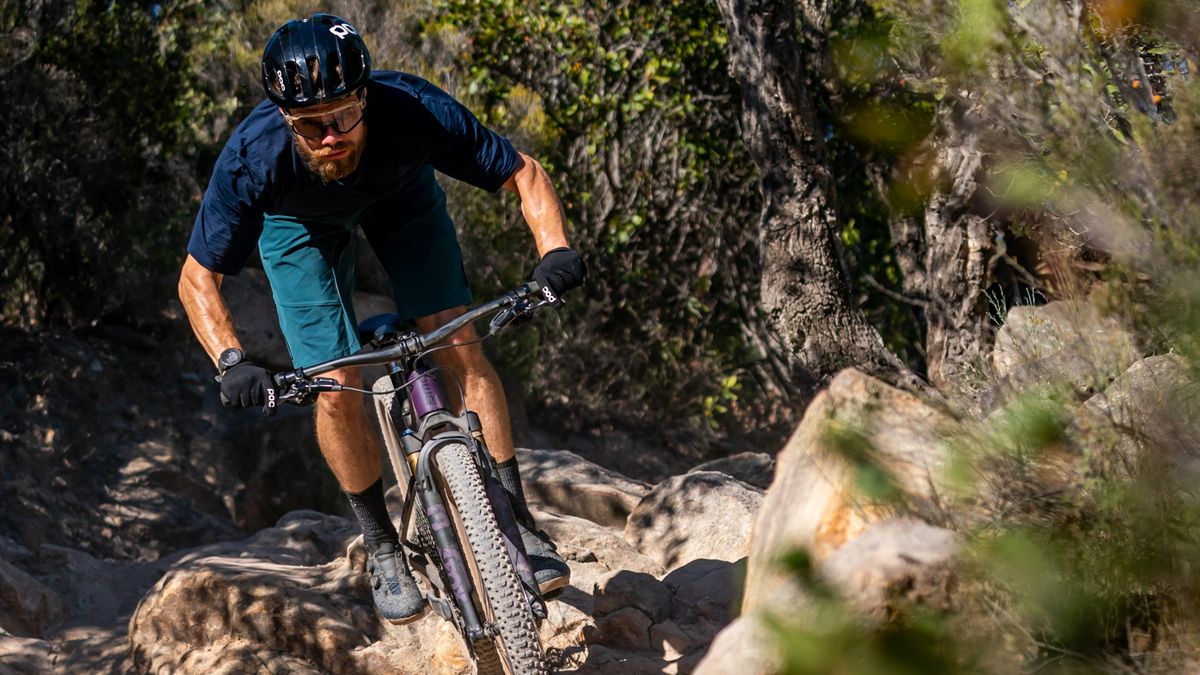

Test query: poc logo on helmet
[329,22,357,39]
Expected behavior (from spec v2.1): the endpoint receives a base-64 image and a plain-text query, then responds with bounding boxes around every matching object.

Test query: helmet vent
[306,55,322,97]
[285,61,303,99]
[327,52,343,92]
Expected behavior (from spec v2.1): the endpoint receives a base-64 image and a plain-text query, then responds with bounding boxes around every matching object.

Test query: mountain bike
[272,282,554,675]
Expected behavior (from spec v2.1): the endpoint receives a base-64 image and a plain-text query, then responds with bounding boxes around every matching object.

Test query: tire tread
[436,443,546,675]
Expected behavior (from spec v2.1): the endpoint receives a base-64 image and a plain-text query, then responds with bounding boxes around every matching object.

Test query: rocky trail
[3,293,1194,673]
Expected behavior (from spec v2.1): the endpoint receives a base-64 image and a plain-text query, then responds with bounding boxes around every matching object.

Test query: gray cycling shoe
[366,542,426,624]
[518,524,571,595]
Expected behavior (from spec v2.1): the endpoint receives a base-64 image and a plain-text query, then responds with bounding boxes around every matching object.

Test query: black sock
[345,478,399,551]
[495,458,536,529]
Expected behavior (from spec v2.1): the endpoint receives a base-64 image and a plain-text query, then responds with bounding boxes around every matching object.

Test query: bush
[428,0,791,443]
[0,0,230,327]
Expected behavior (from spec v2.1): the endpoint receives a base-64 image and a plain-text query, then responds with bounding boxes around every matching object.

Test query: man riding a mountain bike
[176,13,583,625]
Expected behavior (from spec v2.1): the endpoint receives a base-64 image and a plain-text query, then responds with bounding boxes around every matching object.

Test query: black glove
[532,247,586,302]
[219,361,278,416]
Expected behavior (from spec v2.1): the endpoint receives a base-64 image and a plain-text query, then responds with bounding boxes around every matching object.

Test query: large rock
[128,511,387,674]
[535,511,665,579]
[531,507,665,659]
[688,452,775,490]
[625,472,763,573]
[592,607,654,650]
[0,632,56,674]
[593,570,673,622]
[1071,354,1200,480]
[576,558,745,672]
[517,448,651,528]
[822,517,957,620]
[991,300,1140,397]
[662,559,744,633]
[696,372,961,675]
[0,559,66,637]
[132,507,688,675]
[741,369,953,613]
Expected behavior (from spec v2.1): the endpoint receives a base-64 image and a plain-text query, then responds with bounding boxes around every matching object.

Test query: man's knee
[437,342,495,379]
[316,368,365,418]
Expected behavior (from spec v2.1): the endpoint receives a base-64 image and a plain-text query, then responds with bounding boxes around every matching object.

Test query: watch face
[220,348,244,370]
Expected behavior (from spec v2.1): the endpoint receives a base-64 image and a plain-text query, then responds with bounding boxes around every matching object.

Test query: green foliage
[822,3,936,368]
[0,0,231,326]
[429,0,777,438]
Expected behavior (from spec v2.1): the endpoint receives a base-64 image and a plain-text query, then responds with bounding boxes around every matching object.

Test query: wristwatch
[217,347,246,376]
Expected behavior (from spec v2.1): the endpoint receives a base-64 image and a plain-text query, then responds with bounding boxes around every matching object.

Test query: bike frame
[273,284,549,642]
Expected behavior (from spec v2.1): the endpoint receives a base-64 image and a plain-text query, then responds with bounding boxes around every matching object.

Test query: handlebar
[269,280,550,403]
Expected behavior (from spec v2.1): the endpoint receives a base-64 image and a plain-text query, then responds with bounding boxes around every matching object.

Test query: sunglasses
[283,93,366,140]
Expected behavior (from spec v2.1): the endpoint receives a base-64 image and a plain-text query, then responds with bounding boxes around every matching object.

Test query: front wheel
[435,442,546,675]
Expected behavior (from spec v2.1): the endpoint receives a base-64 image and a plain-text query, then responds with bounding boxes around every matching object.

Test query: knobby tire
[435,442,546,675]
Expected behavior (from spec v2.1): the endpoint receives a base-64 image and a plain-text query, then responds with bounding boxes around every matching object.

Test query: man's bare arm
[501,152,570,255]
[178,254,242,367]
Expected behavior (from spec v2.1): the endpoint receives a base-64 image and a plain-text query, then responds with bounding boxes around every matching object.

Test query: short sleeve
[187,143,266,274]
[417,83,522,192]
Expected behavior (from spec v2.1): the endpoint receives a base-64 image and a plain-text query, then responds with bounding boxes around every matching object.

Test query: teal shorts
[258,176,472,369]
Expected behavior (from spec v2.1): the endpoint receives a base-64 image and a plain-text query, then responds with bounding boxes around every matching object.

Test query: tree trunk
[874,100,994,392]
[922,121,994,391]
[715,0,907,387]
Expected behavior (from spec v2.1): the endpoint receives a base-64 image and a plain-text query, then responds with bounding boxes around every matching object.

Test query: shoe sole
[538,575,570,596]
[382,603,429,626]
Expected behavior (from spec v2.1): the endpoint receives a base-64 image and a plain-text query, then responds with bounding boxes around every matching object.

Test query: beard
[295,130,366,184]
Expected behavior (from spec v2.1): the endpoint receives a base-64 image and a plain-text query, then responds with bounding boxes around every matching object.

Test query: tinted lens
[290,117,327,139]
[288,102,364,139]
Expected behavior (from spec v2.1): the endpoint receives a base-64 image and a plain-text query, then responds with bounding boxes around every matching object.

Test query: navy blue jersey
[187,71,521,274]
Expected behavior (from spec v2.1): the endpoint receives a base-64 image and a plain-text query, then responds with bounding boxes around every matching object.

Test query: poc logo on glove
[329,22,358,39]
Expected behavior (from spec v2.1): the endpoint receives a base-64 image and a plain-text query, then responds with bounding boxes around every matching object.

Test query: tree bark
[715,0,907,387]
[922,115,994,390]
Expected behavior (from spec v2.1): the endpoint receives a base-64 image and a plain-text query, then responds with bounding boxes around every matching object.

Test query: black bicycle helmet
[261,13,371,109]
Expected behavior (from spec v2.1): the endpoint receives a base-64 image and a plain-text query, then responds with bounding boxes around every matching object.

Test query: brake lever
[489,307,518,335]
[276,377,343,406]
[489,296,559,335]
